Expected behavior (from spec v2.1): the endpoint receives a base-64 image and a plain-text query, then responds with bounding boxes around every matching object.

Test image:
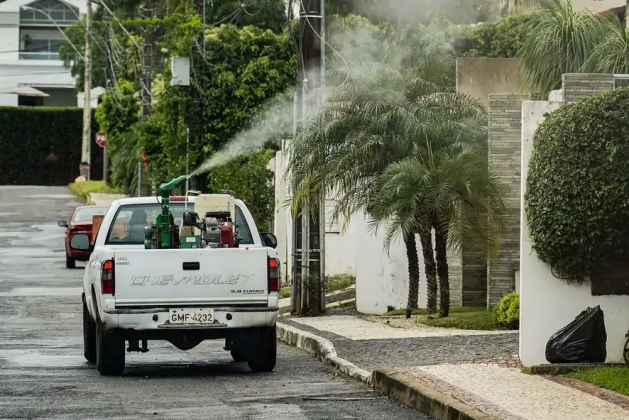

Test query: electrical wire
[299,0,349,86]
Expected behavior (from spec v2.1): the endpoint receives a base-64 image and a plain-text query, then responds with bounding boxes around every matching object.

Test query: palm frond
[519,0,608,96]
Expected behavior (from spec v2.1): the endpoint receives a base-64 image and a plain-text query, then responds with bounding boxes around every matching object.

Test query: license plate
[169,309,215,324]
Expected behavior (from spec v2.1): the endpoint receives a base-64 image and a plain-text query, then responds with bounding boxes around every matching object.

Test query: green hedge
[525,88,629,281]
[0,106,102,185]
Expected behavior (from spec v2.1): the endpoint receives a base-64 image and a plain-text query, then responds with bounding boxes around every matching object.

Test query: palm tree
[518,0,610,97]
[372,144,506,317]
[289,53,481,317]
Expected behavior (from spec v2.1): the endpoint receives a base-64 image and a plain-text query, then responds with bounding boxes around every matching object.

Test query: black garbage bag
[545,305,607,364]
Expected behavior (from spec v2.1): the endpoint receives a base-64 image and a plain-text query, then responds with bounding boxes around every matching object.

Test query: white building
[0,0,89,107]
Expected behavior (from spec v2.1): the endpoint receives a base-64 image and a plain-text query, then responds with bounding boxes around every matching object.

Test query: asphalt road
[0,186,429,420]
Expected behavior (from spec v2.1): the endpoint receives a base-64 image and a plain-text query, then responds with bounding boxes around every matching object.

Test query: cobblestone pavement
[280,316,519,372]
[404,364,629,420]
[0,186,428,420]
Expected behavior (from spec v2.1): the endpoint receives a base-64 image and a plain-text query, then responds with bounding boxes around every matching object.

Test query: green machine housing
[144,175,196,249]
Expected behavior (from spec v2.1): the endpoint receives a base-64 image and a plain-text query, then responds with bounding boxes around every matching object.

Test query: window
[19,0,79,26]
[73,207,108,223]
[20,28,66,60]
[105,203,255,246]
[234,206,253,245]
[18,96,44,106]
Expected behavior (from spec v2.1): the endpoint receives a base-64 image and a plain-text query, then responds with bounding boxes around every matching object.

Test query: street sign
[95,132,106,148]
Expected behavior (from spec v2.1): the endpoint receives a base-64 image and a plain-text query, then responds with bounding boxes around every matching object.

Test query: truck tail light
[101,259,115,295]
[268,258,280,293]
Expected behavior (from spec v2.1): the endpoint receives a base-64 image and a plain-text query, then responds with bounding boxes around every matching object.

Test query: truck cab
[72,195,279,376]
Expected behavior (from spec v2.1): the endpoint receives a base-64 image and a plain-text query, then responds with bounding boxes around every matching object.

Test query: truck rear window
[105,203,254,245]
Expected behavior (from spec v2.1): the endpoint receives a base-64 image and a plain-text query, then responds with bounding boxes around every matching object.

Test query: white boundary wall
[519,100,629,366]
[354,212,428,314]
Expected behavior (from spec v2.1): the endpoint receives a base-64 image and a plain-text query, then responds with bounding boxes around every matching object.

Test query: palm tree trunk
[435,226,450,318]
[404,233,420,319]
[418,225,437,314]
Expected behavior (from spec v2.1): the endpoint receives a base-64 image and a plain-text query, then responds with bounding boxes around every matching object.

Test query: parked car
[58,205,109,269]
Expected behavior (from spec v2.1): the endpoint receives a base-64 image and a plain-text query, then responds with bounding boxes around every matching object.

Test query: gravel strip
[401,368,526,420]
[407,364,629,420]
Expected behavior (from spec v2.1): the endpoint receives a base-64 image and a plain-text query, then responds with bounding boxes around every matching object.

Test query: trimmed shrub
[0,106,102,185]
[494,292,519,330]
[525,88,629,281]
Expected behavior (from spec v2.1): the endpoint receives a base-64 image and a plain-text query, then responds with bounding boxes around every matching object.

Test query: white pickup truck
[69,195,280,376]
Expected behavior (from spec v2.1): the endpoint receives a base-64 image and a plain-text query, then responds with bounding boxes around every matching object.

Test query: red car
[58,205,109,268]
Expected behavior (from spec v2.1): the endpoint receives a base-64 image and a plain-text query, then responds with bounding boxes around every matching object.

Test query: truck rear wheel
[96,319,125,376]
[83,301,96,364]
[247,326,276,372]
[230,348,248,362]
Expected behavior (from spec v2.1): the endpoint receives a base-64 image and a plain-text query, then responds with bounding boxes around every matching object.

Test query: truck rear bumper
[102,306,278,331]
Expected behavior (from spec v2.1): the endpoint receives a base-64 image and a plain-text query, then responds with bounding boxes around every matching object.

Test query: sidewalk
[278,312,629,420]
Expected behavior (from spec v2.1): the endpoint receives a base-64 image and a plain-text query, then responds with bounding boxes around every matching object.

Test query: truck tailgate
[112,248,269,307]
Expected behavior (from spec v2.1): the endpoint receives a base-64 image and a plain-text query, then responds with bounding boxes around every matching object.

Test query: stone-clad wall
[486,74,615,308]
[487,93,533,308]
[448,248,462,307]
[462,249,487,307]
[562,73,615,103]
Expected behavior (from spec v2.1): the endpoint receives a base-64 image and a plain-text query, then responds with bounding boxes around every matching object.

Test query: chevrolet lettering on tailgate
[129,274,249,286]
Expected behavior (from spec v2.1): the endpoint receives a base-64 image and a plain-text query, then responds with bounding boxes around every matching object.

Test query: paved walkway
[282,313,629,420]
[281,315,519,371]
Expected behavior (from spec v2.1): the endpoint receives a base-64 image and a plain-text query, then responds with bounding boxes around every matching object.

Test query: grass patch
[565,367,629,396]
[416,307,502,330]
[69,181,119,200]
[326,274,355,293]
[279,287,291,299]
[278,274,355,299]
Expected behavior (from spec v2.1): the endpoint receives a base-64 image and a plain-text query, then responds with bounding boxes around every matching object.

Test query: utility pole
[293,0,326,315]
[80,0,92,180]
[139,0,153,196]
[189,0,205,192]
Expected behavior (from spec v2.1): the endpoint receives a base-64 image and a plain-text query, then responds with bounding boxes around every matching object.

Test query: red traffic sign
[95,132,106,148]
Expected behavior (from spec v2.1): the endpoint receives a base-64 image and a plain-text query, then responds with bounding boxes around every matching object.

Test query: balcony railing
[19,51,60,60]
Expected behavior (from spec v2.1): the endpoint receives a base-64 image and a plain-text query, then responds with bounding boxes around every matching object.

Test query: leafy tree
[60,0,287,91]
[458,13,533,58]
[205,0,287,33]
[208,149,275,231]
[95,80,141,192]
[327,0,498,25]
[59,9,113,89]
[138,23,295,192]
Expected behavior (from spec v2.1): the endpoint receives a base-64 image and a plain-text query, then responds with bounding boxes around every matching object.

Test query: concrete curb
[277,321,498,420]
[371,368,500,420]
[276,322,371,384]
